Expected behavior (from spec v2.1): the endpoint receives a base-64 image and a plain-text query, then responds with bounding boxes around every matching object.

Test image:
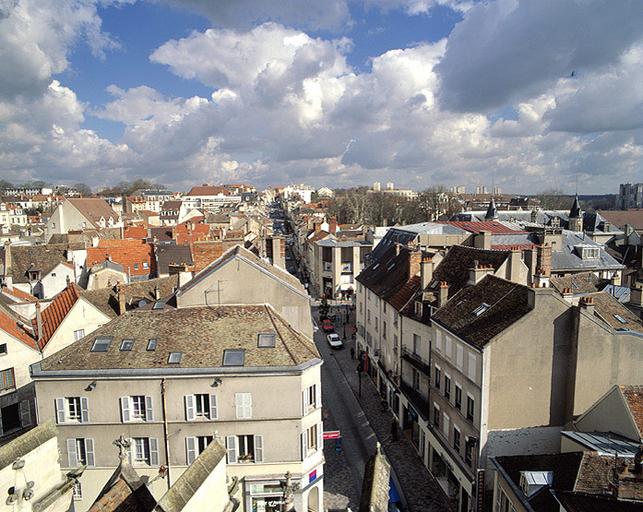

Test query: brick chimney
[116,283,126,315]
[536,244,552,277]
[329,217,338,235]
[420,253,433,290]
[579,295,595,315]
[438,281,449,308]
[408,250,422,281]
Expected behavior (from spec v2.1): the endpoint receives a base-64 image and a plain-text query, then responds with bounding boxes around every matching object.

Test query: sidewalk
[333,341,452,511]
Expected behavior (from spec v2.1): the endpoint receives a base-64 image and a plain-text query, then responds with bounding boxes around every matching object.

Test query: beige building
[45,198,122,242]
[31,304,324,512]
[175,245,313,338]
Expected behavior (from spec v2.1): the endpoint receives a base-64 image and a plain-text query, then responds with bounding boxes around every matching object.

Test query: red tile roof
[441,221,526,234]
[190,241,242,272]
[0,304,36,349]
[174,223,211,244]
[2,286,38,303]
[86,240,155,276]
[492,243,536,250]
[32,284,82,349]
[186,185,232,196]
[123,226,148,239]
[598,209,643,230]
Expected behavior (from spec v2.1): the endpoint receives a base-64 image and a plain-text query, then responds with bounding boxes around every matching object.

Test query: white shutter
[149,438,159,466]
[128,438,134,464]
[317,422,323,450]
[435,331,442,352]
[443,414,450,438]
[55,398,65,424]
[468,353,477,382]
[236,393,251,419]
[445,336,452,358]
[225,436,237,464]
[185,395,195,421]
[80,397,89,423]
[301,390,307,416]
[120,397,130,422]
[245,393,252,419]
[67,439,79,468]
[456,345,464,370]
[19,400,32,427]
[186,437,197,465]
[300,430,308,461]
[315,384,321,409]
[85,439,95,467]
[254,435,263,463]
[209,394,218,420]
[145,396,154,422]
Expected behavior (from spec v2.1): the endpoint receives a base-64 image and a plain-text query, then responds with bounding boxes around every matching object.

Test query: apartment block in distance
[30,304,324,512]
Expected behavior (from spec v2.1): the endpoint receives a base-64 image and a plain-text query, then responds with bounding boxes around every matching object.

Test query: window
[0,368,15,391]
[195,394,212,418]
[467,353,477,382]
[73,482,82,500]
[223,349,245,366]
[435,330,442,352]
[185,435,213,464]
[55,397,88,423]
[235,393,252,419]
[434,366,441,390]
[465,438,474,466]
[306,424,318,452]
[467,396,475,422]
[455,385,462,410]
[444,375,451,401]
[226,434,263,463]
[453,427,461,452]
[0,344,6,356]
[257,333,276,348]
[91,336,112,352]
[168,352,182,364]
[367,310,371,323]
[73,329,85,341]
[132,437,159,466]
[66,438,95,468]
[185,394,217,421]
[146,339,157,351]
[120,339,134,351]
[412,369,420,391]
[433,404,440,428]
[413,334,420,355]
[143,262,149,269]
[133,263,139,270]
[301,422,323,460]
[120,396,153,422]
[456,345,464,370]
[614,314,628,324]
[444,335,452,358]
[393,310,399,327]
[442,413,450,438]
[302,384,319,414]
[382,320,387,339]
[472,303,490,316]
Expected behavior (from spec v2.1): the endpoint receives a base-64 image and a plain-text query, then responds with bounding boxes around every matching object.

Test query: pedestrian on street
[350,347,355,359]
[391,418,399,442]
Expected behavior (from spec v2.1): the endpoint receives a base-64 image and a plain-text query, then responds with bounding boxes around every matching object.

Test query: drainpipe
[161,378,172,489]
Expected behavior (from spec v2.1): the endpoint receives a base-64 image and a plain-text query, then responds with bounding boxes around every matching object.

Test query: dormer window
[472,303,490,317]
[577,246,600,259]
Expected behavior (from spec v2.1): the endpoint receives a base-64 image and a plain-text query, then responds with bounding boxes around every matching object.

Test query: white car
[326,333,343,349]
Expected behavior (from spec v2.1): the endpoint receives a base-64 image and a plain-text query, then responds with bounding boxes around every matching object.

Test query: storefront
[248,482,287,512]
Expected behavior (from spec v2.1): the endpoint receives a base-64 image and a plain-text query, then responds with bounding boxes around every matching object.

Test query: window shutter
[315,384,321,409]
[209,394,218,420]
[225,436,237,464]
[128,438,134,464]
[67,439,79,468]
[80,397,89,423]
[456,345,464,370]
[301,390,307,416]
[149,438,159,466]
[185,395,195,421]
[254,435,263,463]
[85,439,95,467]
[55,398,65,424]
[145,396,154,422]
[19,400,32,427]
[245,393,252,419]
[300,430,308,461]
[186,437,197,465]
[317,422,323,450]
[120,397,130,422]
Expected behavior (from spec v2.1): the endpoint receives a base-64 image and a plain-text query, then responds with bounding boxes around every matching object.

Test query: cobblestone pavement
[325,307,452,512]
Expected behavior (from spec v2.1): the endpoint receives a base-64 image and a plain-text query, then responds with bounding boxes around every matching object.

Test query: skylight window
[120,339,134,351]
[91,337,112,352]
[152,301,164,310]
[472,303,490,317]
[258,333,276,348]
[372,263,380,270]
[168,352,182,364]
[223,349,245,366]
[147,339,157,351]
[614,314,628,325]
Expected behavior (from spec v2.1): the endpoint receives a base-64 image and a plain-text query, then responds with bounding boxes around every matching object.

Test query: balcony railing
[400,381,429,421]
[401,346,431,376]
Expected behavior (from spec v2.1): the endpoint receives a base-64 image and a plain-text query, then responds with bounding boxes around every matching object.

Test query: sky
[0,0,642,193]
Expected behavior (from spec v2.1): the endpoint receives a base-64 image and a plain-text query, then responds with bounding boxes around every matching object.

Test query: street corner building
[29,304,325,512]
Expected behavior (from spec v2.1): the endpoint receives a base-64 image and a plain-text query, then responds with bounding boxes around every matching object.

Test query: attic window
[472,303,490,317]
[147,339,157,351]
[258,333,276,348]
[223,349,245,366]
[614,314,628,325]
[168,352,182,364]
[152,301,164,310]
[120,339,134,351]
[372,263,380,270]
[91,337,112,352]
[387,262,396,270]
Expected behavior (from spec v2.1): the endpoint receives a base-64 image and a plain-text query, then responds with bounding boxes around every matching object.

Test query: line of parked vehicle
[320,317,344,349]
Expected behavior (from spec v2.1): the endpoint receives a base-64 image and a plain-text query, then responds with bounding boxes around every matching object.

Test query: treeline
[0,179,166,197]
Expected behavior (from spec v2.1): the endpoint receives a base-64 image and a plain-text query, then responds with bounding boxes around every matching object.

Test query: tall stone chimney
[508,247,523,284]
[35,300,43,346]
[420,253,433,290]
[474,231,492,250]
[438,281,449,308]
[2,241,12,290]
[116,283,126,315]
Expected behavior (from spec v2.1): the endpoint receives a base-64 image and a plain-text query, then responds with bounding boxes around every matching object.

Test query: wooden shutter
[209,394,217,420]
[225,436,237,464]
[149,438,159,466]
[254,435,263,463]
[80,397,89,423]
[55,398,65,424]
[120,397,130,422]
[185,395,195,421]
[85,439,95,467]
[145,396,154,422]
[186,437,197,465]
[67,439,78,468]
[19,400,32,427]
[300,430,308,461]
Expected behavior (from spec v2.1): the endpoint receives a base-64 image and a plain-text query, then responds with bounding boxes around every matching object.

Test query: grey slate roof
[551,231,624,272]
[155,243,193,275]
[1,244,70,283]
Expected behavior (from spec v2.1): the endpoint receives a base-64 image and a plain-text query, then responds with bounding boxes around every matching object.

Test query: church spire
[485,197,498,220]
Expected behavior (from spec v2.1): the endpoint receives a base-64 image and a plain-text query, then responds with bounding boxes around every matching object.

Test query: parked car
[321,319,334,332]
[327,333,343,349]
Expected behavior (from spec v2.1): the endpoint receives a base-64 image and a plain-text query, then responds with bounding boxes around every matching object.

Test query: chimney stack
[438,281,449,308]
[420,253,433,290]
[508,246,523,284]
[35,300,43,346]
[474,231,492,250]
[116,283,126,315]
[329,217,338,235]
[154,285,161,301]
[536,244,552,277]
[2,241,13,290]
[579,295,595,315]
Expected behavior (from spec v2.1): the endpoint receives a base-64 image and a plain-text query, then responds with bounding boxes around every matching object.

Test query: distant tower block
[373,182,381,191]
[386,182,394,190]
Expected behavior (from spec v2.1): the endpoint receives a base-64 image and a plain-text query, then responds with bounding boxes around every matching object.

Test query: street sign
[323,430,341,439]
